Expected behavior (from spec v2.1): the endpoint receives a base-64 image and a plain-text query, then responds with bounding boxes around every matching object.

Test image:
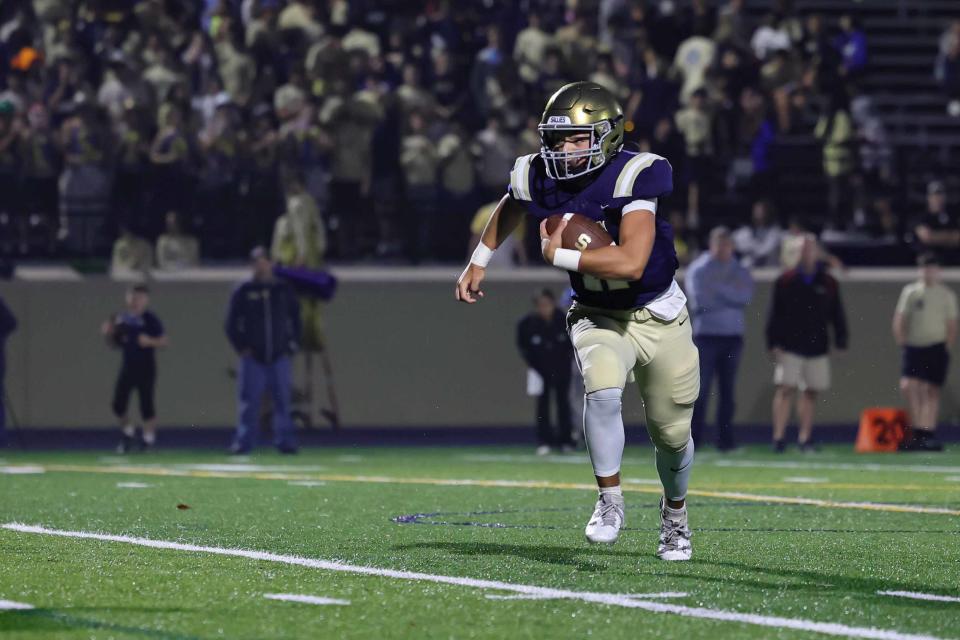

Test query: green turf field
[1,445,959,639]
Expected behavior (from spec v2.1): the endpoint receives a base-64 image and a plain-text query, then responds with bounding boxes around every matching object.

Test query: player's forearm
[479,195,524,251]
[918,228,960,245]
[577,244,651,281]
[892,315,906,345]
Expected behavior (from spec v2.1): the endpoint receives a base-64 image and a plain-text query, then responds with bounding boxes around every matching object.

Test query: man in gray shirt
[685,227,755,450]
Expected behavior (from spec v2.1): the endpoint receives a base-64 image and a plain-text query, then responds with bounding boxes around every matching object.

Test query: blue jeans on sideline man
[233,355,295,452]
[692,335,744,449]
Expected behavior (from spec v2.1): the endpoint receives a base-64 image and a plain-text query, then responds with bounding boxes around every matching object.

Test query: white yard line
[461,454,591,465]
[264,593,350,606]
[713,460,960,475]
[0,599,34,610]
[783,477,830,484]
[878,591,960,604]
[173,464,327,473]
[1,523,949,640]
[116,482,153,489]
[486,591,689,602]
[0,466,45,474]
[288,481,327,487]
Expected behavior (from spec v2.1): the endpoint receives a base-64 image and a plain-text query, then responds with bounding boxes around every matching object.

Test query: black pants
[0,360,6,446]
[112,362,157,421]
[536,373,573,447]
[692,335,743,448]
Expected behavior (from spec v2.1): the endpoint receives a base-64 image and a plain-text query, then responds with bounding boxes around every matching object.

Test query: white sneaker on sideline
[535,445,552,456]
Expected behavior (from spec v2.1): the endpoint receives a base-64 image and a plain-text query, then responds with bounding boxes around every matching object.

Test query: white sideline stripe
[783,477,830,484]
[461,454,591,465]
[699,492,960,516]
[945,477,960,482]
[713,460,960,474]
[0,599,34,610]
[624,479,663,485]
[878,591,960,604]
[0,466,45,474]
[116,482,152,489]
[288,481,327,487]
[487,591,689,602]
[1,523,948,640]
[174,464,327,473]
[264,593,350,606]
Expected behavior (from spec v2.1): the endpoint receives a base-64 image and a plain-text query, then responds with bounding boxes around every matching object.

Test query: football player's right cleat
[584,492,624,544]
[657,498,692,561]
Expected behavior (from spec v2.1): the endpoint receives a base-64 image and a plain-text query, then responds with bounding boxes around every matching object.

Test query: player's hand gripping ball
[540,213,614,263]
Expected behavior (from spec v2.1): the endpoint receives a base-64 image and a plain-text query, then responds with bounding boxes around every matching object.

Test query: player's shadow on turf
[396,541,638,572]
[0,609,202,640]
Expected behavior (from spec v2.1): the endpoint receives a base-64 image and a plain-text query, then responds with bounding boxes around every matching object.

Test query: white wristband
[553,248,581,272]
[470,242,494,268]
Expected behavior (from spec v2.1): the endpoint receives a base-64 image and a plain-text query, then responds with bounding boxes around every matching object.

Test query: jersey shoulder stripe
[510,153,537,201]
[613,152,667,199]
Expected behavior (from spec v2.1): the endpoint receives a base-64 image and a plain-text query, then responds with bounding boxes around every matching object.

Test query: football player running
[456,82,699,561]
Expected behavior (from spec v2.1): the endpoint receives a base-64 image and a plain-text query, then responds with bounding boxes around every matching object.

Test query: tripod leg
[319,348,341,430]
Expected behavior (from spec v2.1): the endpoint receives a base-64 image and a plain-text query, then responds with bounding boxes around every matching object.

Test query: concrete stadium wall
[2,267,958,431]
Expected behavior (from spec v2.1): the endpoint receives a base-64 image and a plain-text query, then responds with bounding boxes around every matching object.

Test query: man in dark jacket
[0,294,16,448]
[517,289,574,454]
[766,234,848,452]
[225,247,302,454]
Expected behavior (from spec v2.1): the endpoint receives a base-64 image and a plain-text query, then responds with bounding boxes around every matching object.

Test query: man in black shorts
[101,284,168,452]
[893,253,957,451]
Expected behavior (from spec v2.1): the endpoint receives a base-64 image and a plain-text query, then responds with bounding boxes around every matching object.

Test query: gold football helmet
[538,81,625,180]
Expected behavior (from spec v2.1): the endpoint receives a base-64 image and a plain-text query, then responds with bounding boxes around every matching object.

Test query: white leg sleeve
[583,387,625,477]
[656,437,695,501]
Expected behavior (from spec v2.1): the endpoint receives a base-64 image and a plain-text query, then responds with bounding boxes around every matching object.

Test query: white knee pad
[584,387,625,477]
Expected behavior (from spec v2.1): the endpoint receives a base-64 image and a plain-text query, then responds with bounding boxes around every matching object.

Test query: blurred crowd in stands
[0,0,956,268]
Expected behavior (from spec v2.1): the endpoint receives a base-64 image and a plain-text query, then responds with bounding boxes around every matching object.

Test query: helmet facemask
[539,119,614,180]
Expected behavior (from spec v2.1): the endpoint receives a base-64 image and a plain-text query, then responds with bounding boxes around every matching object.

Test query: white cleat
[584,492,624,544]
[657,498,692,561]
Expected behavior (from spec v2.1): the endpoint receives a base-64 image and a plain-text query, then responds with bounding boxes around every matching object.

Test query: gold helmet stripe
[510,153,536,201]
[613,152,664,199]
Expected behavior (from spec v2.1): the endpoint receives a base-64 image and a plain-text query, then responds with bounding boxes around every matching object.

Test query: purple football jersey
[508,150,678,310]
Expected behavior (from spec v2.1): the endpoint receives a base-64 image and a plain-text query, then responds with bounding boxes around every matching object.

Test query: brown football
[544,213,614,252]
